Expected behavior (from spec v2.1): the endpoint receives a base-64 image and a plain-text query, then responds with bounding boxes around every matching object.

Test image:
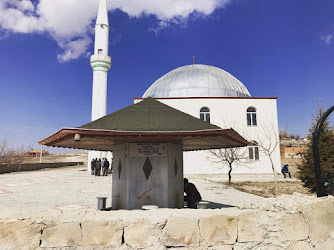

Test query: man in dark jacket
[95,159,101,176]
[90,158,96,175]
[282,164,291,178]
[184,178,202,208]
[103,158,110,176]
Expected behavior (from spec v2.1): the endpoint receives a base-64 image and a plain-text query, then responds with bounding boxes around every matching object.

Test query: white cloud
[110,0,229,19]
[37,0,97,38]
[0,0,46,33]
[321,34,333,45]
[0,0,232,62]
[57,36,92,62]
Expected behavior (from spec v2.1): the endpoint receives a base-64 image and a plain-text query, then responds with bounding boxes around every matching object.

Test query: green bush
[298,106,334,191]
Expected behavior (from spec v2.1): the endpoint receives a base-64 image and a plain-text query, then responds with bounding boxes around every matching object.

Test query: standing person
[184,178,202,208]
[95,159,101,176]
[281,164,291,179]
[90,158,96,175]
[103,158,110,176]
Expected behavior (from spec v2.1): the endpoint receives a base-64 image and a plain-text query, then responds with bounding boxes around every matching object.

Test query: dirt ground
[225,158,312,198]
[204,158,313,198]
[229,181,312,198]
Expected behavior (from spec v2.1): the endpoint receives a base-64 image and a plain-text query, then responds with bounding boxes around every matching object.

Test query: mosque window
[200,107,210,123]
[247,107,257,126]
[248,141,259,160]
[98,49,103,54]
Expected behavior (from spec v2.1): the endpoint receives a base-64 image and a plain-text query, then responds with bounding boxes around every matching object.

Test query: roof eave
[39,127,249,151]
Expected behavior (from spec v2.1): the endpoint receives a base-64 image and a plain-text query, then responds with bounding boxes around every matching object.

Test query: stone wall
[0,162,83,174]
[0,195,333,249]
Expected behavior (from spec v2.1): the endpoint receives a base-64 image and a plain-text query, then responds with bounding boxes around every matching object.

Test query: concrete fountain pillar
[112,143,184,209]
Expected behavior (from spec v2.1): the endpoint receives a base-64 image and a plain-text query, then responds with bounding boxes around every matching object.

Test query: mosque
[135,64,281,174]
[87,0,281,175]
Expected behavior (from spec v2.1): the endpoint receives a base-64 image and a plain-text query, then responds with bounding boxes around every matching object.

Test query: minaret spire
[96,0,109,26]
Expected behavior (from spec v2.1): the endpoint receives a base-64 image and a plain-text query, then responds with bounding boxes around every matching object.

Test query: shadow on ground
[204,200,235,209]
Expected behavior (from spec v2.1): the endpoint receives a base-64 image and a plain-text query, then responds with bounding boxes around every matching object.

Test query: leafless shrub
[0,140,7,162]
[279,129,288,140]
[0,140,29,165]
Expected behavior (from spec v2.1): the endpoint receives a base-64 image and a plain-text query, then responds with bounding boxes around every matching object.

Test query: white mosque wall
[134,97,281,174]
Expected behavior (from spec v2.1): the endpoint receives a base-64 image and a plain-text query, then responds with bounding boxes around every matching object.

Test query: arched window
[247,107,257,126]
[248,141,259,160]
[200,107,210,123]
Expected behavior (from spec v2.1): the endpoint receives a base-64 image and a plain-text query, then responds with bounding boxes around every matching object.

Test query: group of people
[91,158,111,176]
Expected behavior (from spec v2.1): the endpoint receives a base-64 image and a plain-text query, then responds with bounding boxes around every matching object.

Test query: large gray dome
[143,64,251,98]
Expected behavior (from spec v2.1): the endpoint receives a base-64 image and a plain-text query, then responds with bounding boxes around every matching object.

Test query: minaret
[88,0,111,169]
[91,0,111,121]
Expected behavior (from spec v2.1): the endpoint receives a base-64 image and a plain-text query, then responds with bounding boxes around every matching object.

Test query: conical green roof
[80,98,220,131]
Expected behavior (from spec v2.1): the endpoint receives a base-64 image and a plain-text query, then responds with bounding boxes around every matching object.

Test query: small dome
[143,64,251,98]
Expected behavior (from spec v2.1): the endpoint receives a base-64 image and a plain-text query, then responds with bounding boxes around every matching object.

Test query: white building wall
[134,98,281,174]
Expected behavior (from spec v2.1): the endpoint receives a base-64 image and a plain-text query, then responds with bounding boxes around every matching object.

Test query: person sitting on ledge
[184,178,202,208]
[282,164,292,179]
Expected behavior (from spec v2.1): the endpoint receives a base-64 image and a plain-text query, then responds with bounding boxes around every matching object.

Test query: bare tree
[209,147,247,186]
[255,123,280,197]
[289,133,301,140]
[0,140,8,164]
[279,129,288,140]
[5,146,28,164]
[279,122,289,140]
[0,140,28,165]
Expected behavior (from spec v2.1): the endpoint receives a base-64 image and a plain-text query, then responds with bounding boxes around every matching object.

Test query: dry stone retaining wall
[0,162,83,174]
[0,195,333,249]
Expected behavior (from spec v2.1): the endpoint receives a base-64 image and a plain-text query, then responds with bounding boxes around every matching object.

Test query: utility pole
[40,144,43,163]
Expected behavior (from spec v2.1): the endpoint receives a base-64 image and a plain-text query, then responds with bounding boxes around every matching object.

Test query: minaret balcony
[90,54,111,71]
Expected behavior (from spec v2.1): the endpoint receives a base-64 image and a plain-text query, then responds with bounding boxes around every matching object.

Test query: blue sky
[0,0,333,152]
